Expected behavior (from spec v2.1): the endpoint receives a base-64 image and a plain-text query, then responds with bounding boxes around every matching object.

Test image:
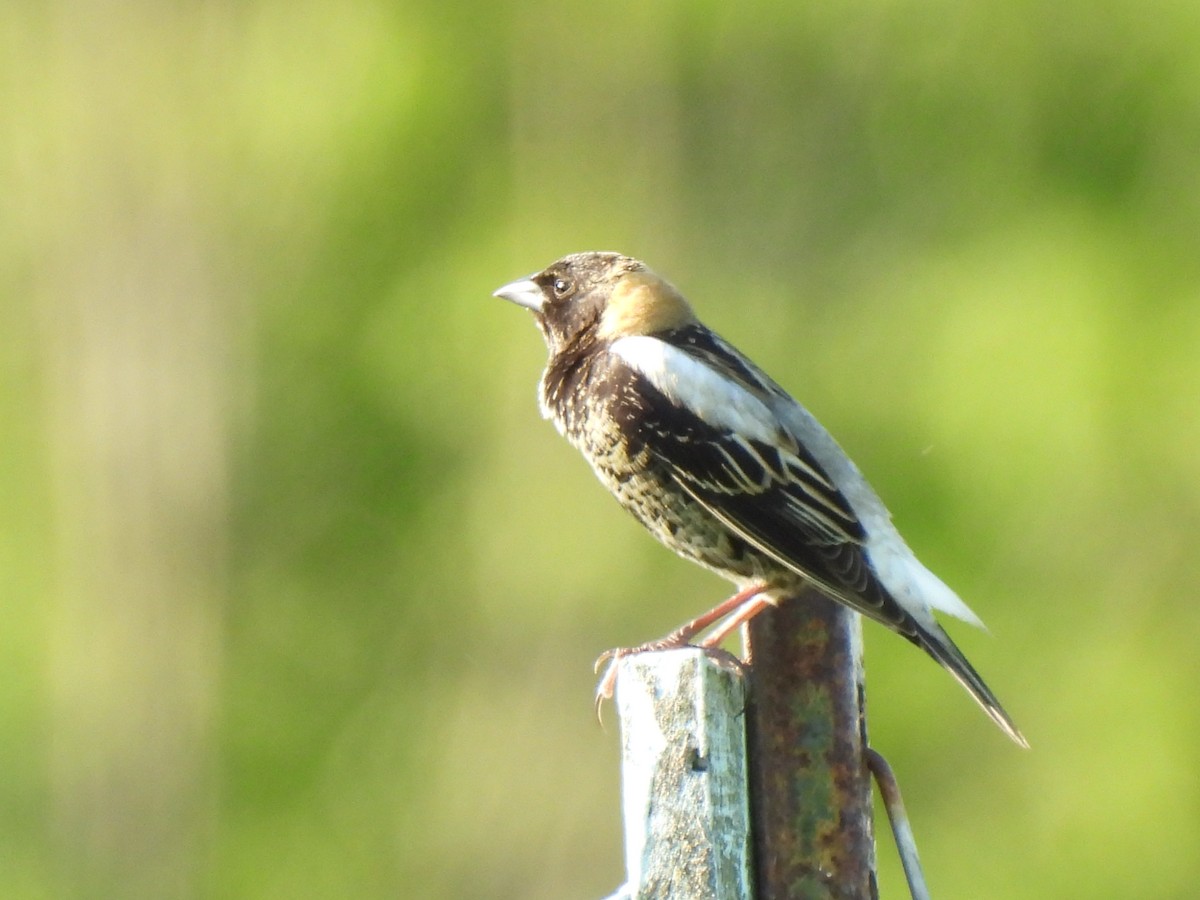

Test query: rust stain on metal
[745,590,877,900]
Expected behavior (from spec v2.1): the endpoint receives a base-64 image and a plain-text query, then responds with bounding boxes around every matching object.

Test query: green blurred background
[3,1,1198,897]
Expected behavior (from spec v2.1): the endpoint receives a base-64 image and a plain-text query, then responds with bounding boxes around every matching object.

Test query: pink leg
[697,595,773,649]
[639,582,768,648]
[594,583,767,715]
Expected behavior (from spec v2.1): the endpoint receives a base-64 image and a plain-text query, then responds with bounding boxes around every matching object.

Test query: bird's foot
[592,583,768,722]
[592,640,748,722]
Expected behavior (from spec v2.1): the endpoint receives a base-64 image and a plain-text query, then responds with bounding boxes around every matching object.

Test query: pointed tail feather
[914,622,1029,748]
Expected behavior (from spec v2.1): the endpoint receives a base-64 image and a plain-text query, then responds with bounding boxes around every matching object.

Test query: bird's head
[494,251,696,355]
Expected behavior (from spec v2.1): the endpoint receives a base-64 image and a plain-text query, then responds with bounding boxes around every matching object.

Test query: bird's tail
[913,622,1029,749]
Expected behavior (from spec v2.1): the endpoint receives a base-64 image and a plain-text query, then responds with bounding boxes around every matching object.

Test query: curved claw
[701,645,750,679]
[594,655,621,724]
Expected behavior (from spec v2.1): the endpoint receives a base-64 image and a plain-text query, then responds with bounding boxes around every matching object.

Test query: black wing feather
[619,330,910,631]
[668,452,906,631]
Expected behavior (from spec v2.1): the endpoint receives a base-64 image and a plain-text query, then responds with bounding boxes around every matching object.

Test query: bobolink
[496,252,1026,747]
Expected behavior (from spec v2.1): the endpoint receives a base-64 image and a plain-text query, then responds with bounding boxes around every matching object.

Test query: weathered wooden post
[602,588,936,900]
[604,650,754,900]
[603,589,901,899]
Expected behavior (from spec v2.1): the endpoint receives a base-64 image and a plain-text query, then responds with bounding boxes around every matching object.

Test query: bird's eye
[552,277,575,299]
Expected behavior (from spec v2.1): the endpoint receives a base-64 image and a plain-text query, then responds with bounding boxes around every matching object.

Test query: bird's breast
[543,363,775,585]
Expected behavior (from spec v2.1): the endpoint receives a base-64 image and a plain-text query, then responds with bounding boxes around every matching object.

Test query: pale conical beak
[493,277,544,313]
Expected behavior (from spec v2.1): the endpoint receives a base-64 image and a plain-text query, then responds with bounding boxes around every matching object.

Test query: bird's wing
[608,329,911,631]
[608,328,1028,744]
[666,430,910,630]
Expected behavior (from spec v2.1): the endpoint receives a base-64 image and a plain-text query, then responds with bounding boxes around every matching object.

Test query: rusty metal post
[744,589,876,900]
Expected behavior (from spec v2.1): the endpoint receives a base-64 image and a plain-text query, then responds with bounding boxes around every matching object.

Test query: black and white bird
[496,251,1027,747]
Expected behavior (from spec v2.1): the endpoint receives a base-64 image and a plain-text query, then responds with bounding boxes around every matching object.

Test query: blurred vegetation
[2,0,1198,897]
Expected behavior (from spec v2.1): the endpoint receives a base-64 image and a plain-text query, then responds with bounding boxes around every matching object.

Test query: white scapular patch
[610,336,784,446]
